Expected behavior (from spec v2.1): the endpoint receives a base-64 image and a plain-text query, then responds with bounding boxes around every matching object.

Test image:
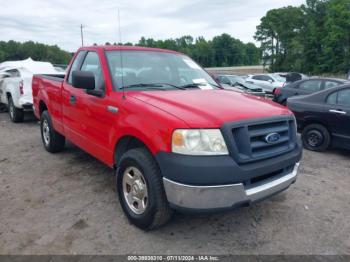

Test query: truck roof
[79,45,181,54]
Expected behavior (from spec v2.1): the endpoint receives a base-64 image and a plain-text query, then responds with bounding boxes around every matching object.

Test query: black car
[287,84,350,151]
[273,78,348,105]
[276,72,308,83]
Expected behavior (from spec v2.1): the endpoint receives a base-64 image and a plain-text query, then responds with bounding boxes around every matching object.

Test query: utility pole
[80,24,85,46]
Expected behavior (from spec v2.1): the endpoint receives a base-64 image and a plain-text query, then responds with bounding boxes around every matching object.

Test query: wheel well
[302,118,331,134]
[39,101,48,116]
[114,136,149,168]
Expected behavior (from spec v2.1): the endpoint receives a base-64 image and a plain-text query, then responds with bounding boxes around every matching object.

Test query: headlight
[172,129,228,155]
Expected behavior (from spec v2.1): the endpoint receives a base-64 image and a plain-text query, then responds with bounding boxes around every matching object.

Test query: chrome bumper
[163,163,300,210]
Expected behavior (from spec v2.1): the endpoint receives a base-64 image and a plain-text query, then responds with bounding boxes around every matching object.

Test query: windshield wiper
[180,82,222,89]
[179,83,202,89]
[123,83,164,89]
[122,83,186,90]
[122,82,220,91]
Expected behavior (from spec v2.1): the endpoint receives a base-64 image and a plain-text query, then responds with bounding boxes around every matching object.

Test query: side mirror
[268,79,273,83]
[72,71,95,90]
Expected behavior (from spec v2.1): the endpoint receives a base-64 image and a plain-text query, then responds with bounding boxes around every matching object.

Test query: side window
[299,80,322,92]
[68,51,86,85]
[327,92,338,104]
[252,75,262,80]
[337,89,350,106]
[80,52,105,91]
[324,81,339,90]
[264,76,273,82]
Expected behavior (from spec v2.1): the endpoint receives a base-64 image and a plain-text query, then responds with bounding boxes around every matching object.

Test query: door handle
[329,109,346,115]
[107,106,119,113]
[69,95,76,105]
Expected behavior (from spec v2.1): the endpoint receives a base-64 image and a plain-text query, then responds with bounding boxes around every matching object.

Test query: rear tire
[40,110,65,153]
[8,96,24,123]
[302,124,330,152]
[116,148,173,230]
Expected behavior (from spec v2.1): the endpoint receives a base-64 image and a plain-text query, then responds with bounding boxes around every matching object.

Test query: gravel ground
[0,112,349,255]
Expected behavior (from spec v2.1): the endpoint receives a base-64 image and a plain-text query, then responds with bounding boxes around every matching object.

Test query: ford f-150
[32,46,302,230]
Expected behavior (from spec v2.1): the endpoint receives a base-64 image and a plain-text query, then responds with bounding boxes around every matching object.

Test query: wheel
[116,148,173,230]
[302,124,330,152]
[8,96,24,122]
[40,110,65,153]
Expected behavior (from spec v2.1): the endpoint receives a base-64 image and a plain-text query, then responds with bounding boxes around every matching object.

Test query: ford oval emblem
[265,133,281,144]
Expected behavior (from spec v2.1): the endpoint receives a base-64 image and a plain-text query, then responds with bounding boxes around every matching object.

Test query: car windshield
[105,51,218,90]
[227,75,243,84]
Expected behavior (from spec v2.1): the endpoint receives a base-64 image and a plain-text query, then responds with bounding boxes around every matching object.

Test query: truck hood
[130,89,292,128]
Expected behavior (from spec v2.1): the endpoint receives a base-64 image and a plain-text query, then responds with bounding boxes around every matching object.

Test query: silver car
[216,75,266,96]
[245,74,286,93]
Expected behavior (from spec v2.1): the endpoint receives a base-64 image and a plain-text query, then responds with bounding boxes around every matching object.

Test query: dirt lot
[0,112,349,255]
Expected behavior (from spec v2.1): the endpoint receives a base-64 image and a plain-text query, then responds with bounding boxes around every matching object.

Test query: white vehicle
[245,74,286,93]
[0,58,63,122]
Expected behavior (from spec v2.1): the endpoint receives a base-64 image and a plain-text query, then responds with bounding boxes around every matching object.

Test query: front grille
[221,116,297,164]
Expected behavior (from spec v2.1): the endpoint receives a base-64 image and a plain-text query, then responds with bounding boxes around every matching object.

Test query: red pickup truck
[32,46,302,229]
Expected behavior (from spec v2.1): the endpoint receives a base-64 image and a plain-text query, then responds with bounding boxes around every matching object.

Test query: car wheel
[116,148,173,230]
[8,96,24,122]
[40,110,65,153]
[302,124,330,152]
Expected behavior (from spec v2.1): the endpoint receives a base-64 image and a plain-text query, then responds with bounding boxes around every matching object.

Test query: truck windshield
[105,51,218,90]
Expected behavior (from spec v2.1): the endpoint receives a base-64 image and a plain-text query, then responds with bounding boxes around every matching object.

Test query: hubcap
[307,130,323,147]
[42,120,50,146]
[122,167,148,215]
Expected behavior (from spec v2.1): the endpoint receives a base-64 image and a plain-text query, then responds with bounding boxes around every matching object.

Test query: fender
[303,115,332,132]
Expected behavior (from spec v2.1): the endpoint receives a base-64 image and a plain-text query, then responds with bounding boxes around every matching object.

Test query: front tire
[116,148,173,230]
[40,111,65,153]
[8,96,24,123]
[302,124,330,152]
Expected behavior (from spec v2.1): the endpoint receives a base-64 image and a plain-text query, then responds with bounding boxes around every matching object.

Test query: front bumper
[163,162,300,212]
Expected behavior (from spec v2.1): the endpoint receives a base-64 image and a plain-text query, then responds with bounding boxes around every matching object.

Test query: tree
[255,0,350,75]
[135,34,260,67]
[255,6,304,71]
[0,40,72,65]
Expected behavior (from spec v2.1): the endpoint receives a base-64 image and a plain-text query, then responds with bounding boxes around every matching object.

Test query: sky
[0,0,305,52]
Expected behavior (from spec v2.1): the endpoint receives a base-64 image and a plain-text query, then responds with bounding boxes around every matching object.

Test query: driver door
[325,88,350,148]
[65,51,118,163]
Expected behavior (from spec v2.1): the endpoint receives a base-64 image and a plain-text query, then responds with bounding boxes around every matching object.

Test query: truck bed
[32,74,65,123]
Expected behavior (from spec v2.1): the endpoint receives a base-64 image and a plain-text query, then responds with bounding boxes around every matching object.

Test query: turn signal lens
[172,131,184,147]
